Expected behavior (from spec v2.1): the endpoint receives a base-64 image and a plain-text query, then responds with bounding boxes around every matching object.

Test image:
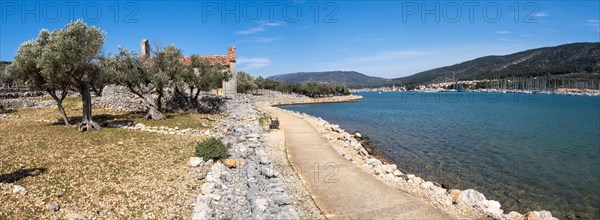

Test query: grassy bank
[0,97,214,219]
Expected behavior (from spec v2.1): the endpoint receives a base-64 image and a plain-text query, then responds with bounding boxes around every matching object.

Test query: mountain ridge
[267,42,600,88]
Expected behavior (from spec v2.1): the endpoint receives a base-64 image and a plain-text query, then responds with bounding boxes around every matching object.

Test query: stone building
[140,39,237,97]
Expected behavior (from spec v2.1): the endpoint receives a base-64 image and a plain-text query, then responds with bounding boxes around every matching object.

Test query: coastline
[257,92,559,220]
[250,90,363,106]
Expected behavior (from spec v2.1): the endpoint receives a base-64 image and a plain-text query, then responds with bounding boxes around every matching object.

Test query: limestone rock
[420,181,434,189]
[12,185,26,194]
[260,166,279,178]
[459,189,486,205]
[526,211,557,220]
[273,194,292,206]
[392,170,404,177]
[447,189,461,204]
[66,213,84,220]
[431,186,447,195]
[46,201,60,212]
[354,132,362,138]
[366,158,382,166]
[189,157,204,167]
[224,159,241,168]
[381,164,397,173]
[503,211,525,220]
[480,200,503,219]
[201,183,215,195]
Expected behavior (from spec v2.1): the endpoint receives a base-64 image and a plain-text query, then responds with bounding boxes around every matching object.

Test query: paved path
[260,104,456,220]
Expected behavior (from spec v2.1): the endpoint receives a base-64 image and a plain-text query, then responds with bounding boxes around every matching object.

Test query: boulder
[392,170,404,177]
[224,159,241,168]
[526,211,557,220]
[189,157,204,167]
[412,177,423,184]
[381,164,397,173]
[366,158,382,166]
[431,186,447,195]
[503,211,525,220]
[420,181,434,189]
[354,132,362,138]
[447,189,461,204]
[459,189,486,205]
[261,166,279,178]
[480,200,503,219]
[273,194,292,206]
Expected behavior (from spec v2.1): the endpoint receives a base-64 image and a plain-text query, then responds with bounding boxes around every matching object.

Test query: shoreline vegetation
[260,92,559,220]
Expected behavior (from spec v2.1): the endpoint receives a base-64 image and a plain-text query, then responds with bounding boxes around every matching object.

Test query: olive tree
[237,71,257,94]
[104,47,168,120]
[7,30,72,125]
[181,56,230,99]
[37,20,105,131]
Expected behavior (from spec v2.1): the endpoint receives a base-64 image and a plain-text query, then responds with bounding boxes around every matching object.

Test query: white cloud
[534,12,549,17]
[586,19,600,32]
[496,38,518,42]
[234,22,283,35]
[238,57,271,70]
[346,50,435,62]
[237,37,278,43]
[235,26,265,35]
[495,31,511,34]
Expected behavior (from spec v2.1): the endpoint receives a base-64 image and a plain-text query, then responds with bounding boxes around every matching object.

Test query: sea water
[282,92,600,219]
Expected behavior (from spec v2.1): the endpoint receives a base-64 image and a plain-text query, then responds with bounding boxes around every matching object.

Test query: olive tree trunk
[143,93,165,120]
[47,89,70,125]
[78,82,101,132]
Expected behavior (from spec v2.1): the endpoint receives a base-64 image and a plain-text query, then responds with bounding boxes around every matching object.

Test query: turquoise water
[282,92,600,219]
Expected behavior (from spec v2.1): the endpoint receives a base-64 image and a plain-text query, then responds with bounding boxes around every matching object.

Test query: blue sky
[1,1,599,78]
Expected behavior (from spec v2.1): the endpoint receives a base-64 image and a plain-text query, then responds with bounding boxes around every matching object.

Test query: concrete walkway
[260,104,456,220]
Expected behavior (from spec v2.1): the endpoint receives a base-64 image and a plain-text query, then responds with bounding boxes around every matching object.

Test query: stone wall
[191,95,299,219]
[93,85,146,112]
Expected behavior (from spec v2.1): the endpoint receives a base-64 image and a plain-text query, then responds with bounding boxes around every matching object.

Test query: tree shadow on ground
[0,108,16,114]
[0,167,47,183]
[49,113,139,126]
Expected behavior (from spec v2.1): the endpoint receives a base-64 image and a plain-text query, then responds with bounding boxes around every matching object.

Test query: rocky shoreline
[277,107,559,220]
[251,90,363,106]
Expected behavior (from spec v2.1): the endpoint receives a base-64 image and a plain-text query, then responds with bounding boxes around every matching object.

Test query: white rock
[354,132,362,138]
[503,211,524,220]
[406,174,416,179]
[392,170,404,177]
[12,185,26,194]
[412,177,423,184]
[66,213,84,220]
[480,200,503,218]
[189,157,204,167]
[381,164,397,173]
[366,158,382,166]
[526,210,557,220]
[420,181,434,189]
[201,183,215,195]
[432,186,447,195]
[459,189,486,205]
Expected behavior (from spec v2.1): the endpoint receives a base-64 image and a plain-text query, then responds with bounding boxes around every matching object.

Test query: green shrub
[195,137,228,160]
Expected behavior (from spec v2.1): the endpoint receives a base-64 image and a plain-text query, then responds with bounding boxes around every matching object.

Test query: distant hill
[392,42,600,86]
[267,71,390,88]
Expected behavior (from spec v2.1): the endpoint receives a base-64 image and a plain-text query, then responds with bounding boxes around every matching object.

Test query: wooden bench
[269,115,280,129]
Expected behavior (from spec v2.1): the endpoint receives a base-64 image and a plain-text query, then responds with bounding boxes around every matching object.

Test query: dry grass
[0,97,214,219]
